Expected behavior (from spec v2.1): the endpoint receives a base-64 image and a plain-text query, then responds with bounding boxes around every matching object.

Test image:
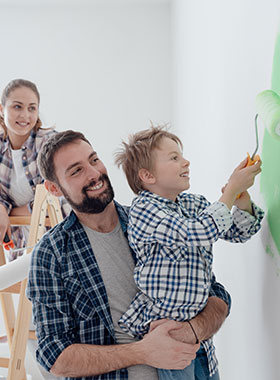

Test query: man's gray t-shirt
[83,221,158,380]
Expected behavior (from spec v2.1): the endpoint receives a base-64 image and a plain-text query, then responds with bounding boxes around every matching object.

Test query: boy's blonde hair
[115,125,183,194]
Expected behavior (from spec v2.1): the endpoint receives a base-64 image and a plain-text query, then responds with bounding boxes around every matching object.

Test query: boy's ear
[44,179,63,197]
[138,168,156,184]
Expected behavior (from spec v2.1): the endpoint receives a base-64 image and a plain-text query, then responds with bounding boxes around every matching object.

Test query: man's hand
[51,320,200,377]
[150,319,198,344]
[140,320,199,369]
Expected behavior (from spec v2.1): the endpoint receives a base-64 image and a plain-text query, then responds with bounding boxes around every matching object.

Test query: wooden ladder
[0,184,63,380]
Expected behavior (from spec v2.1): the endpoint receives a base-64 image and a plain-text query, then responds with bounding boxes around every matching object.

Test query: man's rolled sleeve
[35,327,74,372]
[208,274,232,316]
[27,238,75,372]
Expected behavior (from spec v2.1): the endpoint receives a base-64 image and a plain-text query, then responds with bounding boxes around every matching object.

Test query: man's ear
[44,179,63,197]
[138,168,156,184]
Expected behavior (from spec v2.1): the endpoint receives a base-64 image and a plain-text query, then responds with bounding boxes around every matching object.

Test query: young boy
[115,126,264,380]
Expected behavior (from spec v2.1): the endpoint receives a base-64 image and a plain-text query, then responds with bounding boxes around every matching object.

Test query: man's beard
[60,173,115,214]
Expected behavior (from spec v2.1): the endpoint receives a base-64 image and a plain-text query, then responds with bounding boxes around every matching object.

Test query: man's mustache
[82,175,108,194]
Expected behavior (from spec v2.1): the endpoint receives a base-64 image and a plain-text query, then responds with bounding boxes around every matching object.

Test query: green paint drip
[265,244,275,258]
[260,32,280,255]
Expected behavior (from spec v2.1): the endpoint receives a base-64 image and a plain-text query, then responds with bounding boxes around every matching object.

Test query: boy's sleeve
[221,202,264,243]
[26,237,75,372]
[130,199,233,249]
[208,274,232,315]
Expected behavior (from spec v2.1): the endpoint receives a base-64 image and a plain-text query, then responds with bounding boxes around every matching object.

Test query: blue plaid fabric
[119,191,264,376]
[27,200,233,380]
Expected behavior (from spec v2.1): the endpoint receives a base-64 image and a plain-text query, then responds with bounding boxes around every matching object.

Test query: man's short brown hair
[38,130,91,183]
[115,125,183,194]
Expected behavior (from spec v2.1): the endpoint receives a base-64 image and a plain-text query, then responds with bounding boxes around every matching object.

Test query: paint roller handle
[3,233,15,251]
[236,152,261,199]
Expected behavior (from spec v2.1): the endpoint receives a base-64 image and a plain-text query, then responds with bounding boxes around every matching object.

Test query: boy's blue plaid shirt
[119,191,264,376]
[27,201,235,379]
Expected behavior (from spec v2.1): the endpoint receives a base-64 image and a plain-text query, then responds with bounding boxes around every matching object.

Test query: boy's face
[149,136,190,201]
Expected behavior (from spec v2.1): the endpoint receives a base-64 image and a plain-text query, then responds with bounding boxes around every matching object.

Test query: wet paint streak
[260,31,280,254]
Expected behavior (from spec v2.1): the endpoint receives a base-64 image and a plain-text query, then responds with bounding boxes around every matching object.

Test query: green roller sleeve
[255,89,280,140]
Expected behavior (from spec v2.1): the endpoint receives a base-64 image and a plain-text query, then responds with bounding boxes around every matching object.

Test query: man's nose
[87,165,100,180]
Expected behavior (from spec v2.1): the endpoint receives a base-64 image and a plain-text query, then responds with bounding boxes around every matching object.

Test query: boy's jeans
[157,346,220,380]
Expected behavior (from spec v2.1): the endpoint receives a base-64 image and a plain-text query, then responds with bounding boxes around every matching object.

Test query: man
[27,130,231,380]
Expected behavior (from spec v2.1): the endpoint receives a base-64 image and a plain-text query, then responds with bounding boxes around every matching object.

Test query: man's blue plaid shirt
[27,201,234,380]
[119,191,264,376]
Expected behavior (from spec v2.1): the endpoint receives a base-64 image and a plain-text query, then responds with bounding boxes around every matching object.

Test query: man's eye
[71,168,81,176]
[91,157,99,163]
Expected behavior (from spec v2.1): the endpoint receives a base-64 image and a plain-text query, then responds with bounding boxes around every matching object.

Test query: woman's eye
[29,106,37,112]
[172,156,178,161]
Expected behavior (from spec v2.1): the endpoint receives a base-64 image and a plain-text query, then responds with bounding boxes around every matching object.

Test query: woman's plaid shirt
[119,191,264,376]
[0,128,69,259]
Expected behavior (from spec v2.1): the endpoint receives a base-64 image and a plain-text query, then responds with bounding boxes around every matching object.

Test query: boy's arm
[221,200,264,243]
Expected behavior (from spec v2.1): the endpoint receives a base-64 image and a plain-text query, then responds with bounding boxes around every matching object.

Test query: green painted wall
[260,31,280,254]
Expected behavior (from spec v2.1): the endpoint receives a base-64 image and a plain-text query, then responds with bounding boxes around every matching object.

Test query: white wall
[0,0,172,206]
[172,1,280,379]
[0,1,172,378]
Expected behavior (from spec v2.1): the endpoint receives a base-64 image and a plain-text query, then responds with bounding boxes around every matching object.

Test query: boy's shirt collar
[137,189,185,209]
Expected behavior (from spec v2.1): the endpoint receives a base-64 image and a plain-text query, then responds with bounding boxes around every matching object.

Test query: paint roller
[255,89,280,141]
[236,89,280,198]
[243,89,280,166]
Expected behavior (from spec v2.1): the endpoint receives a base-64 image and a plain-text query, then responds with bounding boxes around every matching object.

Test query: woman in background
[0,78,69,261]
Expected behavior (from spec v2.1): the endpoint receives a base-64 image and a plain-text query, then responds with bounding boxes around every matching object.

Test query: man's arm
[174,273,230,343]
[151,275,231,344]
[187,296,228,342]
[27,235,199,378]
[150,296,228,345]
[51,321,199,378]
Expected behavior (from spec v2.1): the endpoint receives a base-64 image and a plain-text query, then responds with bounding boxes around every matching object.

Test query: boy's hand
[219,157,262,210]
[234,190,253,214]
[221,186,253,214]
[228,157,262,195]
